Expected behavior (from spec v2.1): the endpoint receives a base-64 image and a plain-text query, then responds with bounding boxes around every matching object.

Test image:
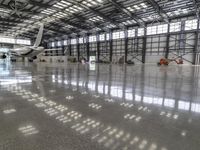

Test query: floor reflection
[0,62,200,150]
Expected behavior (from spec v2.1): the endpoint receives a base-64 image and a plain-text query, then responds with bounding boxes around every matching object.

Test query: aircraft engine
[0,54,7,59]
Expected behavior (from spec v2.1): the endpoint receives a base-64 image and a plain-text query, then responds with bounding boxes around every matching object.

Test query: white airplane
[1,24,45,60]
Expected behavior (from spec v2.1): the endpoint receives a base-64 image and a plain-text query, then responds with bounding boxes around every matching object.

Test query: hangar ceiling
[0,0,199,41]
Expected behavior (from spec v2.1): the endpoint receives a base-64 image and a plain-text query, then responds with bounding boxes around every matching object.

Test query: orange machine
[157,58,170,65]
[157,58,183,66]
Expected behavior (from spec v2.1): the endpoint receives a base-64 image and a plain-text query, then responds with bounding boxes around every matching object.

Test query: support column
[165,23,170,59]
[68,38,72,56]
[97,33,100,62]
[109,30,113,63]
[61,41,64,56]
[142,25,147,63]
[193,18,200,65]
[86,33,90,61]
[77,36,80,62]
[179,21,185,55]
[124,28,128,63]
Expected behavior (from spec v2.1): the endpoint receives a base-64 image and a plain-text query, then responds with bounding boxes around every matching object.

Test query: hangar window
[51,42,55,47]
[178,101,190,110]
[191,103,200,113]
[164,99,175,108]
[185,19,197,30]
[63,40,68,45]
[112,32,120,39]
[112,31,125,40]
[119,31,125,38]
[99,34,105,41]
[0,37,15,44]
[138,28,144,36]
[89,36,97,42]
[147,26,157,35]
[106,33,110,40]
[71,39,77,45]
[170,22,181,32]
[128,29,135,37]
[79,37,84,44]
[157,24,168,34]
[147,24,168,35]
[16,39,31,45]
[57,41,61,47]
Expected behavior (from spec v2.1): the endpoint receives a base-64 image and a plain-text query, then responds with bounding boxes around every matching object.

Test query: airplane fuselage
[12,46,45,58]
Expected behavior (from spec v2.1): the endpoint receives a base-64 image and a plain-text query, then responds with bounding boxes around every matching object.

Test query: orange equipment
[157,58,170,66]
[157,58,183,66]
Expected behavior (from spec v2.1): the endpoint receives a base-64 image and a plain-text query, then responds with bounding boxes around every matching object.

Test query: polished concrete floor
[0,61,200,150]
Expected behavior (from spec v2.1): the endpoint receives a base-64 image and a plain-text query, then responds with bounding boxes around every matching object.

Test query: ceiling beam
[22,0,105,32]
[192,0,200,18]
[27,0,56,8]
[0,18,21,24]
[65,0,119,27]
[59,18,88,30]
[145,0,169,23]
[0,23,17,27]
[0,4,40,16]
[107,0,145,27]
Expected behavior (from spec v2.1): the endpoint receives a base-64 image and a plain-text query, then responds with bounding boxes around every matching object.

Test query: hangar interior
[1,0,200,150]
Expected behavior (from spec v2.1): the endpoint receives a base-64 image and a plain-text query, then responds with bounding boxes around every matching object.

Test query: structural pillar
[68,38,72,56]
[142,25,147,63]
[86,33,90,61]
[165,23,170,59]
[109,30,113,63]
[124,28,128,63]
[193,18,200,65]
[77,36,80,62]
[97,33,100,62]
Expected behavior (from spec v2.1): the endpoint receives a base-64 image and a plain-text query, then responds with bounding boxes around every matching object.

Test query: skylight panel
[41,9,56,15]
[127,3,148,12]
[54,4,64,9]
[127,7,134,12]
[89,16,103,22]
[53,12,69,19]
[167,8,190,17]
[140,3,147,8]
[122,20,136,25]
[64,25,73,28]
[105,24,116,29]
[61,1,71,5]
[65,5,82,14]
[53,1,71,9]
[31,15,44,19]
[134,5,140,10]
[0,8,10,13]
[42,17,56,23]
[23,20,34,23]
[82,0,103,7]
[96,0,103,2]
